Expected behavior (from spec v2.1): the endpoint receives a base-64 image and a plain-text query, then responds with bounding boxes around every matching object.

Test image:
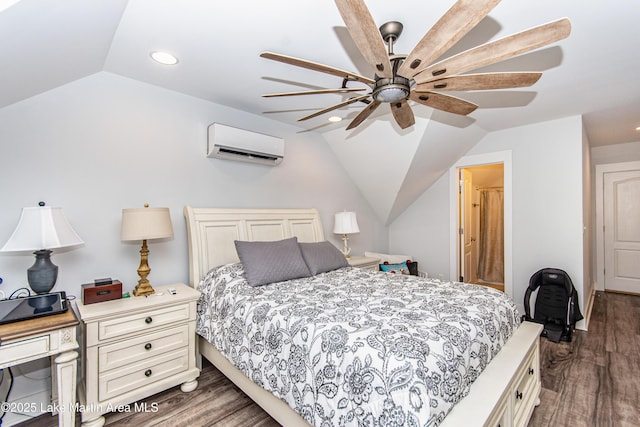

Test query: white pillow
[364,251,413,264]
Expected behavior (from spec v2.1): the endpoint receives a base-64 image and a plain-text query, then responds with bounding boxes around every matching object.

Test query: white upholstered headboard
[183,206,325,287]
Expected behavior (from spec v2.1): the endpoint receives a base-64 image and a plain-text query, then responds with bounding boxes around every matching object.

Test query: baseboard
[577,286,597,331]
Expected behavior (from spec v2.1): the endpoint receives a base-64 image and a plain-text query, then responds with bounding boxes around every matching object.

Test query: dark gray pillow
[234,237,311,287]
[299,241,348,275]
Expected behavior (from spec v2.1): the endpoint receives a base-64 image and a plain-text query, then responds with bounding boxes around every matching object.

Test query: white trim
[450,151,513,299]
[594,160,640,291]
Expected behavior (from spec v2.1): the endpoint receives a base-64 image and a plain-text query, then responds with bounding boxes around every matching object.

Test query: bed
[184,206,543,427]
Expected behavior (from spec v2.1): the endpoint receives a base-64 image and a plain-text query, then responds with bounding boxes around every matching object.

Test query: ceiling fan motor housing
[372,75,411,103]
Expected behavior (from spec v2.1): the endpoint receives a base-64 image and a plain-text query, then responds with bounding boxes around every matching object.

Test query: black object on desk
[0,292,69,325]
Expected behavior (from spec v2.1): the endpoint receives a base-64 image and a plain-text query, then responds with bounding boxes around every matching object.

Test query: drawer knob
[144,343,152,350]
[515,390,523,400]
[145,317,153,324]
[529,367,535,375]
[145,369,152,377]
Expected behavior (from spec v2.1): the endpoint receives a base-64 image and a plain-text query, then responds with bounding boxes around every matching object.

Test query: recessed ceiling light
[150,51,179,65]
[328,116,342,123]
[636,126,640,131]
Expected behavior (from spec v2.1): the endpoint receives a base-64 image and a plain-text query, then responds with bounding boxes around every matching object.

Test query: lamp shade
[333,211,360,235]
[121,207,173,241]
[1,206,84,252]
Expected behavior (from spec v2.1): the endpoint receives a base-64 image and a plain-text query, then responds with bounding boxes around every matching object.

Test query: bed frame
[183,206,543,427]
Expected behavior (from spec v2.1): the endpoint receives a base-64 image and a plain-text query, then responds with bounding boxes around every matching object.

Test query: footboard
[441,321,543,427]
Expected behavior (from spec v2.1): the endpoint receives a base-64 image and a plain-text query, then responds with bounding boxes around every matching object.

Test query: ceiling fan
[260,0,571,130]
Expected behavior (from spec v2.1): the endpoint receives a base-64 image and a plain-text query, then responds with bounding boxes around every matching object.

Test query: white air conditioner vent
[207,123,284,166]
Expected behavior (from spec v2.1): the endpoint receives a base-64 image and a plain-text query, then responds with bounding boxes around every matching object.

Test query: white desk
[0,309,79,426]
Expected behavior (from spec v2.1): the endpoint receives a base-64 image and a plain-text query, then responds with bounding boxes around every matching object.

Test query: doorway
[595,161,640,294]
[449,150,513,299]
[603,169,640,294]
[458,164,505,291]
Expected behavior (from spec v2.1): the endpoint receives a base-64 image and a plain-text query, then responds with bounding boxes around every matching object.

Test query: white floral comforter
[196,264,520,427]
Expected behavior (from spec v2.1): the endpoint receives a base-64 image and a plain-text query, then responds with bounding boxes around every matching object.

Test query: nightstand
[76,284,200,427]
[347,255,380,271]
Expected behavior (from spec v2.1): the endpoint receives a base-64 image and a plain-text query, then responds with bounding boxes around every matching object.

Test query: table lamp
[333,211,359,258]
[1,202,84,294]
[121,204,173,296]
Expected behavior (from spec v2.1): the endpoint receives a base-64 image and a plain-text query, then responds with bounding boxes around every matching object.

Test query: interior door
[470,186,479,283]
[604,170,640,293]
[459,169,473,282]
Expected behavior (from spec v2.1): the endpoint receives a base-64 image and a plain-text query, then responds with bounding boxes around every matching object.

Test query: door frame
[450,150,513,298]
[595,160,640,291]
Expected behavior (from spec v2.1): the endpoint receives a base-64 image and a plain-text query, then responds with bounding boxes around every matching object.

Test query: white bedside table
[347,256,380,271]
[76,284,200,427]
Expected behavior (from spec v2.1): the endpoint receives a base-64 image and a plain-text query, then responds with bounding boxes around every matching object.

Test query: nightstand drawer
[99,348,189,401]
[98,324,190,372]
[348,256,380,270]
[97,303,192,342]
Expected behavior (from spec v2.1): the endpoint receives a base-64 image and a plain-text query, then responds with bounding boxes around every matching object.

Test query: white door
[459,169,473,282]
[604,170,640,293]
[470,186,479,283]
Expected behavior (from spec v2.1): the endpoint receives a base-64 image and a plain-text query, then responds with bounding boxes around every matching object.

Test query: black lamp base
[27,250,58,294]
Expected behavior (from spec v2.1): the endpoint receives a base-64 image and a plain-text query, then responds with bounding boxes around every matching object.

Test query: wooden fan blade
[409,91,478,115]
[346,100,381,130]
[416,72,542,92]
[397,0,501,78]
[335,0,393,78]
[414,18,572,84]
[263,88,366,97]
[260,52,375,85]
[298,95,370,121]
[390,101,415,129]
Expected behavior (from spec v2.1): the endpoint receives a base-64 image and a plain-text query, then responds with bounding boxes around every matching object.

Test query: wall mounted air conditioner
[207,123,284,166]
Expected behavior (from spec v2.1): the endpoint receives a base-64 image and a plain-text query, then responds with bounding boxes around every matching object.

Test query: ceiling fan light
[150,51,179,65]
[372,76,410,103]
[374,86,409,103]
[328,116,342,123]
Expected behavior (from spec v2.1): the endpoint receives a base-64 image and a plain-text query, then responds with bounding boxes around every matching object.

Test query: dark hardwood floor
[17,291,640,427]
[529,291,640,427]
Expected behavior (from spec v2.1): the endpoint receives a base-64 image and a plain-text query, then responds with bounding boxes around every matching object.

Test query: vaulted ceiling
[2,0,639,223]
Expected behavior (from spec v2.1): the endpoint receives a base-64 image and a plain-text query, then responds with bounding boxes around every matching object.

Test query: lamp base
[133,281,155,297]
[132,240,155,296]
[27,250,58,294]
[341,234,351,259]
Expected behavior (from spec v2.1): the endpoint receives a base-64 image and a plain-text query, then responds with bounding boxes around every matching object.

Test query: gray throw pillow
[299,241,348,275]
[234,237,311,287]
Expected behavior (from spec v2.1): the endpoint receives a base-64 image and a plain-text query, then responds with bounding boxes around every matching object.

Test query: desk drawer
[0,335,49,366]
[98,324,190,372]
[98,348,188,401]
[97,303,191,342]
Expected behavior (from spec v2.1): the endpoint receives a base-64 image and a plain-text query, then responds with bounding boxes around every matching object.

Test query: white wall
[390,116,587,321]
[581,120,594,322]
[591,140,640,165]
[0,72,387,424]
[0,72,386,299]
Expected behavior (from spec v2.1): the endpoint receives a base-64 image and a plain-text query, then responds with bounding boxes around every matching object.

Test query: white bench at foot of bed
[441,321,543,427]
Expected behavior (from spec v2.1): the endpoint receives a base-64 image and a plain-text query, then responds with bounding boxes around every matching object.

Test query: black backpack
[523,268,583,342]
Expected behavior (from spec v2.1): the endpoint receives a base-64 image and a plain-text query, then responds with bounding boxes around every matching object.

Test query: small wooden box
[82,280,122,305]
